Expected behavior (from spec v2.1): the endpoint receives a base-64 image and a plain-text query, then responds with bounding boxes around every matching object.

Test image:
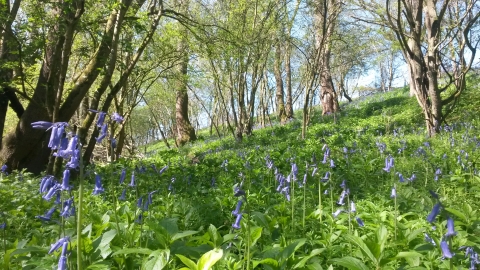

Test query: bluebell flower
[40,175,55,193]
[333,209,342,218]
[92,174,104,195]
[281,186,290,201]
[0,222,5,229]
[0,164,7,175]
[36,206,56,222]
[58,241,68,270]
[111,138,117,148]
[54,192,61,204]
[66,149,80,169]
[350,201,356,213]
[119,189,126,201]
[302,173,307,186]
[221,159,228,171]
[311,167,318,177]
[143,191,157,210]
[424,233,436,245]
[61,169,71,191]
[408,173,416,182]
[111,112,124,123]
[434,168,442,181]
[445,217,457,237]
[355,217,364,227]
[440,239,453,259]
[60,198,75,217]
[137,196,143,208]
[31,121,53,129]
[119,169,126,184]
[390,187,396,198]
[291,163,298,179]
[135,213,143,224]
[330,159,335,168]
[397,173,405,183]
[129,172,136,187]
[234,186,245,197]
[211,177,216,187]
[48,123,68,150]
[232,200,243,215]
[427,203,441,223]
[340,179,346,188]
[88,110,107,127]
[232,213,242,230]
[48,237,69,254]
[323,189,328,195]
[96,123,108,143]
[158,165,168,175]
[337,190,347,205]
[43,184,60,201]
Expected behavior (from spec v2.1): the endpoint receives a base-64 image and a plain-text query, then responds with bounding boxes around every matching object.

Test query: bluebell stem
[429,190,440,200]
[119,189,126,201]
[427,203,441,223]
[440,239,454,259]
[445,217,457,237]
[355,217,364,227]
[311,153,317,164]
[96,123,108,143]
[350,201,356,213]
[111,112,124,123]
[129,172,136,187]
[48,237,70,254]
[92,173,105,195]
[60,198,75,217]
[36,206,56,222]
[333,209,342,218]
[232,213,242,230]
[390,187,396,198]
[119,169,126,184]
[0,164,7,175]
[424,233,436,245]
[232,200,243,215]
[58,241,68,270]
[61,169,71,191]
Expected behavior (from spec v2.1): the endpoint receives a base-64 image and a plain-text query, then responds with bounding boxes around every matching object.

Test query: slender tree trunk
[285,45,294,118]
[274,43,287,123]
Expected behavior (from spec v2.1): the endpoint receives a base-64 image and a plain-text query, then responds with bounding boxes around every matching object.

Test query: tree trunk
[274,43,287,123]
[285,45,294,119]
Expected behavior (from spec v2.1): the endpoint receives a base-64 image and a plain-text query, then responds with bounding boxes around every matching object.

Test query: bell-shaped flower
[88,110,107,127]
[61,169,71,191]
[137,196,143,208]
[31,121,53,129]
[119,169,126,184]
[340,179,347,188]
[119,189,127,201]
[281,186,290,201]
[60,198,75,218]
[330,159,335,168]
[36,207,56,222]
[111,112,124,123]
[337,190,347,205]
[427,203,441,223]
[40,175,55,193]
[43,184,60,201]
[232,200,243,216]
[321,171,330,182]
[158,165,168,175]
[291,163,298,179]
[143,190,157,210]
[234,186,245,197]
[111,137,117,148]
[333,209,342,218]
[0,164,7,175]
[424,233,436,246]
[390,187,396,198]
[350,201,356,213]
[66,149,80,169]
[96,123,108,143]
[129,172,136,187]
[440,239,454,259]
[135,213,143,224]
[58,241,68,270]
[397,173,405,183]
[445,217,457,237]
[0,222,5,229]
[232,213,243,230]
[92,174,104,195]
[355,217,364,227]
[48,237,69,254]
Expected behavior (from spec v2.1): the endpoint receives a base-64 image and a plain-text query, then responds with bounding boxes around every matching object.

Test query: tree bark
[274,43,287,123]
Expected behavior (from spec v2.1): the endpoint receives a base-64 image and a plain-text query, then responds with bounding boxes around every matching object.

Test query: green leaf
[197,248,223,270]
[143,249,170,270]
[331,257,370,270]
[344,234,377,265]
[112,248,153,256]
[172,231,199,242]
[280,238,306,262]
[95,229,117,259]
[250,227,262,247]
[176,254,197,270]
[254,258,279,268]
[159,218,179,236]
[10,246,46,256]
[293,248,325,268]
[207,224,221,247]
[445,208,467,222]
[395,251,423,259]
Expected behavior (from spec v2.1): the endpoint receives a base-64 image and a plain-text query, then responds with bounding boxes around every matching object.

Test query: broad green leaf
[395,251,423,258]
[331,257,370,270]
[344,234,377,265]
[95,229,117,259]
[280,238,306,262]
[112,248,153,256]
[159,218,179,236]
[197,248,223,270]
[176,254,197,270]
[172,231,199,242]
[10,246,46,256]
[207,224,221,247]
[143,249,170,270]
[445,208,467,222]
[250,227,262,247]
[255,258,279,268]
[293,248,325,268]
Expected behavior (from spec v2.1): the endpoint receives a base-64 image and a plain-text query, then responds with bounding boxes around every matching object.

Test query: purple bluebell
[321,172,330,182]
[119,169,126,184]
[232,200,243,215]
[211,177,216,187]
[0,222,5,229]
[60,198,75,217]
[135,213,143,224]
[440,239,453,259]
[234,186,245,197]
[323,189,328,195]
[158,165,168,175]
[88,110,107,127]
[390,187,396,198]
[92,174,104,195]
[221,159,228,171]
[232,213,242,230]
[119,189,126,201]
[281,186,290,201]
[111,138,117,148]
[66,149,80,169]
[383,156,394,172]
[96,123,108,143]
[31,121,53,129]
[111,112,124,123]
[58,241,68,270]
[302,173,307,186]
[340,179,346,188]
[54,192,61,204]
[43,184,60,201]
[129,172,136,187]
[330,159,335,168]
[355,217,364,227]
[424,233,436,245]
[333,209,342,218]
[48,123,67,150]
[311,167,318,177]
[40,175,55,193]
[168,177,176,191]
[143,191,157,210]
[408,173,416,182]
[36,207,56,222]
[0,164,7,175]
[61,169,71,191]
[397,173,405,183]
[48,237,70,254]
[291,163,298,179]
[137,196,143,208]
[435,168,442,181]
[445,217,457,237]
[427,203,441,223]
[350,201,356,213]
[337,190,347,205]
